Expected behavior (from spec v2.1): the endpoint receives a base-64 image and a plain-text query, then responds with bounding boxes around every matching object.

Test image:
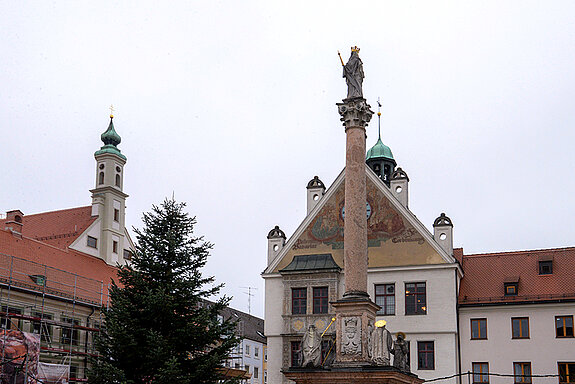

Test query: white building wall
[368,265,459,383]
[264,265,460,384]
[460,303,575,384]
[265,336,283,384]
[69,218,101,258]
[264,276,285,384]
[242,338,266,384]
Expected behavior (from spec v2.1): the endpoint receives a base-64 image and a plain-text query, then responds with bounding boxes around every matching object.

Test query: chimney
[306,176,326,214]
[390,167,409,208]
[433,213,453,256]
[5,210,24,236]
[267,226,286,265]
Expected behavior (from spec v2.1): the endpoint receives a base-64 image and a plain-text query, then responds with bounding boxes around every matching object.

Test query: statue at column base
[370,320,393,366]
[391,332,410,372]
[301,325,323,367]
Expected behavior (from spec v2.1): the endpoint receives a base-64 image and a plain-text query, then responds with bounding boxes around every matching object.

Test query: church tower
[366,101,396,185]
[89,112,129,265]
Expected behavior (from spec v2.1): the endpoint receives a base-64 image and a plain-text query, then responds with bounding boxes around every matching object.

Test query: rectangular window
[123,249,133,260]
[254,367,259,378]
[417,341,435,370]
[87,236,98,249]
[61,317,80,346]
[113,208,120,222]
[472,362,489,384]
[113,241,118,254]
[32,312,53,343]
[556,316,574,338]
[245,365,249,374]
[512,317,529,339]
[246,344,250,355]
[292,288,307,315]
[471,318,487,339]
[264,370,267,384]
[405,282,426,315]
[505,283,518,295]
[291,341,302,367]
[264,348,267,361]
[255,347,259,357]
[375,284,395,315]
[313,287,328,314]
[559,362,575,384]
[539,260,553,274]
[514,362,532,384]
[0,306,22,330]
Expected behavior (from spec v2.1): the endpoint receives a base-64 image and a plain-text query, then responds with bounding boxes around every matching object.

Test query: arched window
[115,174,121,187]
[99,172,105,185]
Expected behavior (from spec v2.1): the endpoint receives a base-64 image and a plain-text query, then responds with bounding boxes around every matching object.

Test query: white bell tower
[89,112,129,265]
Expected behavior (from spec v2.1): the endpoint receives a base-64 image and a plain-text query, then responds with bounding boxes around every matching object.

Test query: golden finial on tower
[109,104,115,119]
[377,97,382,140]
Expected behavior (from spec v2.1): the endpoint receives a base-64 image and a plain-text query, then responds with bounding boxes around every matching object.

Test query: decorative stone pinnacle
[337,98,374,130]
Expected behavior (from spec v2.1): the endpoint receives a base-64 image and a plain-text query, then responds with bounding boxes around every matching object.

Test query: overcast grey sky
[2,1,575,318]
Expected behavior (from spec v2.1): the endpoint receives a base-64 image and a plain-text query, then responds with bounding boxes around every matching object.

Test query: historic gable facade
[263,163,462,384]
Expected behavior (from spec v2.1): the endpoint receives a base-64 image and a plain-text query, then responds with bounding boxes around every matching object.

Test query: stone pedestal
[331,299,379,365]
[283,366,424,384]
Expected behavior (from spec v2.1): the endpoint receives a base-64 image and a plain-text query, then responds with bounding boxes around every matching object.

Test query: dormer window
[539,260,553,275]
[504,283,518,296]
[504,277,519,296]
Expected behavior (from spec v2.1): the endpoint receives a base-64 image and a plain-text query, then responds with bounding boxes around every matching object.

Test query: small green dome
[95,117,126,160]
[366,137,394,161]
[101,119,121,146]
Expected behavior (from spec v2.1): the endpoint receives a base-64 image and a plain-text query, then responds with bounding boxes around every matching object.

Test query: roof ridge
[464,246,575,258]
[23,205,91,217]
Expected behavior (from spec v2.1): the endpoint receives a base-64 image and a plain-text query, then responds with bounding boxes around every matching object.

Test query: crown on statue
[351,46,360,53]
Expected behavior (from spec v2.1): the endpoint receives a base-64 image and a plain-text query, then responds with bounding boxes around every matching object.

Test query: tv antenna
[240,286,257,315]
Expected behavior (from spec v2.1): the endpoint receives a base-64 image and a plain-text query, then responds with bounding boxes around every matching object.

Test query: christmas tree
[90,199,240,384]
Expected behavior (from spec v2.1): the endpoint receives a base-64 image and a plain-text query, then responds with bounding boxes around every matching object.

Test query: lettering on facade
[392,228,425,245]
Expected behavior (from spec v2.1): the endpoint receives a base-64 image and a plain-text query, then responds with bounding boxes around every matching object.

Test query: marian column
[283,49,423,384]
[332,46,379,365]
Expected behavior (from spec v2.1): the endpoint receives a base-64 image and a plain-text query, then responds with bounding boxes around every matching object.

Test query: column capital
[337,98,374,130]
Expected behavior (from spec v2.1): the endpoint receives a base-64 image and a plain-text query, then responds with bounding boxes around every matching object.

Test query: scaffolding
[0,251,110,382]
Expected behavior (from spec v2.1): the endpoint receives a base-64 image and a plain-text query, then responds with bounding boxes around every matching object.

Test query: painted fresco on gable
[293,178,424,251]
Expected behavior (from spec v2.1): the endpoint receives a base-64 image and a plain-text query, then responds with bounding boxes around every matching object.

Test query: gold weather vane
[377,97,382,139]
[109,104,115,118]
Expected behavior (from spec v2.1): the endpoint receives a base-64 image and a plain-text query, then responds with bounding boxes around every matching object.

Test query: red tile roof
[459,247,575,305]
[1,206,96,249]
[0,207,117,306]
